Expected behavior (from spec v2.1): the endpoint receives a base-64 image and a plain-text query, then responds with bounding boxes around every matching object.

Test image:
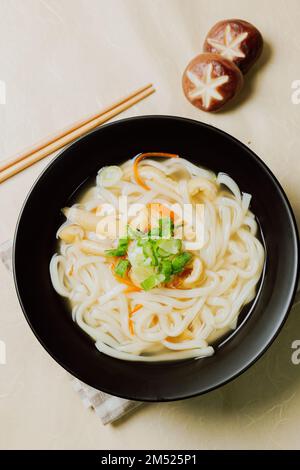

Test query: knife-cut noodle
[50,155,265,361]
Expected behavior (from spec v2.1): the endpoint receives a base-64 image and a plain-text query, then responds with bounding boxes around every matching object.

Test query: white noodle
[49,157,265,362]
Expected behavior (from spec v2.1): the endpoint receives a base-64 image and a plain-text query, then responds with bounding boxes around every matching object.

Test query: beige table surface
[1,0,300,450]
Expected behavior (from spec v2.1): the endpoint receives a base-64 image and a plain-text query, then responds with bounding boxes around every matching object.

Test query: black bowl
[13,116,299,401]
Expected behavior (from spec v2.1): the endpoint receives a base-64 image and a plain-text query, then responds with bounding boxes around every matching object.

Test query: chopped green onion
[97,166,123,187]
[156,238,182,255]
[148,226,160,239]
[105,238,129,256]
[148,217,174,239]
[142,241,158,266]
[141,273,165,291]
[115,259,130,277]
[127,225,147,240]
[172,252,192,274]
[159,259,173,282]
[160,217,174,238]
[130,264,155,283]
[156,247,171,258]
[137,237,149,247]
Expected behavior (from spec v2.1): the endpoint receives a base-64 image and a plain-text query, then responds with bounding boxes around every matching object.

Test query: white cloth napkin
[0,240,142,425]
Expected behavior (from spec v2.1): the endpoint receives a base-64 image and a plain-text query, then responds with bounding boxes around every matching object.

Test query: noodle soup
[50,153,265,361]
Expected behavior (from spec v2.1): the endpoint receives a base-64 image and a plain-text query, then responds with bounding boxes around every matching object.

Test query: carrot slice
[133,152,179,190]
[131,304,143,315]
[124,286,141,293]
[113,274,134,287]
[129,304,143,335]
[111,264,142,292]
[129,322,134,336]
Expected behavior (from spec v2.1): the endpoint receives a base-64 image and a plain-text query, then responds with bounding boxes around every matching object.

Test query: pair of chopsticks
[0,84,155,184]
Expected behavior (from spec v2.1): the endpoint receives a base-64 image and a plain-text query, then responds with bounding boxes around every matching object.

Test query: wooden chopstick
[0,84,155,183]
[0,83,153,174]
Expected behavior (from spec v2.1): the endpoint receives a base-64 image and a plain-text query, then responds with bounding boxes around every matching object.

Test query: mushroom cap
[182,53,244,112]
[203,19,263,74]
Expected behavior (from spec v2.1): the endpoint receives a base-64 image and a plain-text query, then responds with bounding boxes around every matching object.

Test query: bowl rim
[13,115,300,401]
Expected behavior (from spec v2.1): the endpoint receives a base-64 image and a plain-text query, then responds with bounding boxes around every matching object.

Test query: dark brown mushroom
[182,53,243,112]
[203,19,263,74]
